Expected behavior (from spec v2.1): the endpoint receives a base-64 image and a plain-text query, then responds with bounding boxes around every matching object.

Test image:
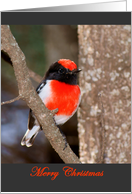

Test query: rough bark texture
[78,25,131,163]
[1,25,80,164]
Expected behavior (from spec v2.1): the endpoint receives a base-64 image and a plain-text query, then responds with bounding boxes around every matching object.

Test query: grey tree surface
[78,25,131,163]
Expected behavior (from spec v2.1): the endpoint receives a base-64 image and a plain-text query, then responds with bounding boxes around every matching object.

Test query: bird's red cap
[58,59,77,71]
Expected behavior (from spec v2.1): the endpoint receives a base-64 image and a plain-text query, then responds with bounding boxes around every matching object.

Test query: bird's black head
[45,59,81,85]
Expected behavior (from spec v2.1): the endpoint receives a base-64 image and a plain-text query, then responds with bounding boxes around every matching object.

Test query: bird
[21,59,81,147]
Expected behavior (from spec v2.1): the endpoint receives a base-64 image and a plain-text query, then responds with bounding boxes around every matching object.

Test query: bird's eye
[58,68,64,74]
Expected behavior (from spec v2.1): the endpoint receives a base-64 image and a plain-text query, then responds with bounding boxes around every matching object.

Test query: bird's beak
[72,69,82,74]
[66,68,82,75]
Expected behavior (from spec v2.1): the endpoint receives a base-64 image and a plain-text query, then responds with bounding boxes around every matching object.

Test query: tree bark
[78,25,131,163]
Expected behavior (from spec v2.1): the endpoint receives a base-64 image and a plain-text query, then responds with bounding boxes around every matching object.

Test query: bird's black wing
[28,79,47,130]
[28,109,36,130]
[36,79,46,94]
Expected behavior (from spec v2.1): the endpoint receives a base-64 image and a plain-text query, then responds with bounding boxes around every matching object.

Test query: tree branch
[1,50,42,83]
[1,25,80,164]
[28,68,42,83]
[1,95,21,106]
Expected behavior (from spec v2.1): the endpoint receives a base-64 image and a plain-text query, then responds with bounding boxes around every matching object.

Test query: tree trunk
[78,25,131,163]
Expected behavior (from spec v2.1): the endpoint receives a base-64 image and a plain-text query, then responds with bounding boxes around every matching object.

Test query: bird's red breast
[45,80,81,116]
[21,59,81,147]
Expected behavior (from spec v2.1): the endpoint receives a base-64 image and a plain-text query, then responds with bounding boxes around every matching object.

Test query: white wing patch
[38,80,52,103]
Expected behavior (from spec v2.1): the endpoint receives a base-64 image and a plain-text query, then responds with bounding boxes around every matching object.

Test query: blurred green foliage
[9,25,46,76]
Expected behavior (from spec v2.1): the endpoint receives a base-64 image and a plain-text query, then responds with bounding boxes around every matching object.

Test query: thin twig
[51,108,59,115]
[28,68,42,83]
[1,95,21,106]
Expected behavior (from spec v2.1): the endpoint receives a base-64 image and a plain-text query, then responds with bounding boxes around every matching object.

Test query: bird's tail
[21,125,40,147]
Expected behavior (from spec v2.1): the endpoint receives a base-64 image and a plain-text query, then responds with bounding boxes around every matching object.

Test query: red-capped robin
[21,59,81,147]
